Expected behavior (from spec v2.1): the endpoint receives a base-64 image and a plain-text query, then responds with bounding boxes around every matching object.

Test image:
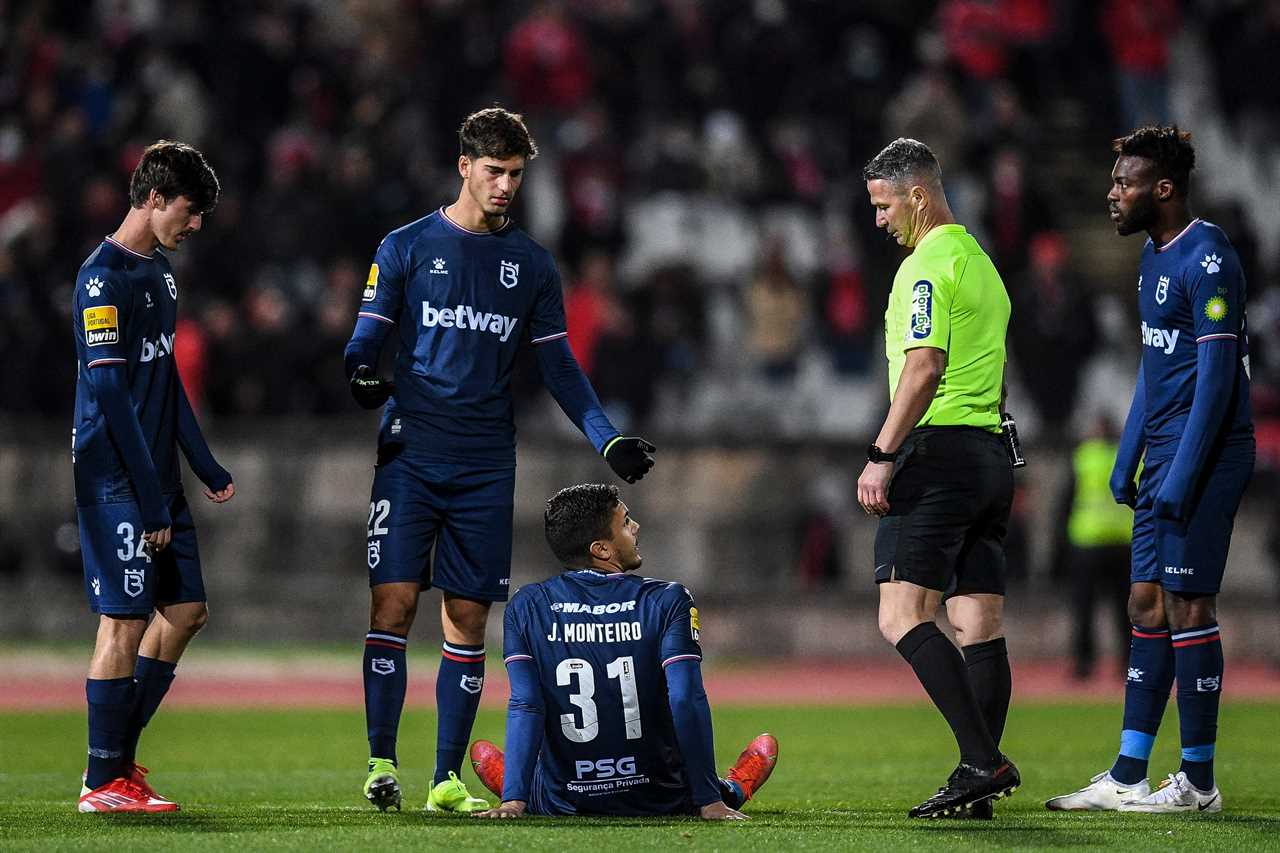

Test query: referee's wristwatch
[866,443,899,463]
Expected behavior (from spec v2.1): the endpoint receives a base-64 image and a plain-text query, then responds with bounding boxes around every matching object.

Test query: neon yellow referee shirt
[884,223,1010,432]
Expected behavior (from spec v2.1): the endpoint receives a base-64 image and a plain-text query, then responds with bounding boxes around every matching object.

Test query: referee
[857,138,1019,819]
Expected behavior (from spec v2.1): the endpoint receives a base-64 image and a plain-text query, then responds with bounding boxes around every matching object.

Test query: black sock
[896,622,1000,768]
[962,637,1011,746]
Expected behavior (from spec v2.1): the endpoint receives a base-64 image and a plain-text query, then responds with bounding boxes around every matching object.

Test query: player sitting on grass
[468,484,777,819]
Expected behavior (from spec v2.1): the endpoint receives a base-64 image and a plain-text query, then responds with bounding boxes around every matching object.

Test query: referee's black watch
[866,443,899,463]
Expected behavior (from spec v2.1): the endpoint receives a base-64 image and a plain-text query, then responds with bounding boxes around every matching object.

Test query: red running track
[7,658,1279,710]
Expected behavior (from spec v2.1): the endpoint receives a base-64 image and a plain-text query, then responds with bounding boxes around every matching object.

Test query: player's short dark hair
[1112,126,1195,192]
[862,138,942,186]
[544,483,620,567]
[129,140,220,214]
[458,107,538,161]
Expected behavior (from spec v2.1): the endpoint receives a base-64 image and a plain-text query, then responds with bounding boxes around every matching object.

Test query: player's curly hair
[862,138,942,185]
[1112,126,1195,192]
[458,107,538,161]
[129,140,220,214]
[544,483,620,567]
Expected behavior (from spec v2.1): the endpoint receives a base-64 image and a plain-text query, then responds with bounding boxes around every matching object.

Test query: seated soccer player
[468,484,777,819]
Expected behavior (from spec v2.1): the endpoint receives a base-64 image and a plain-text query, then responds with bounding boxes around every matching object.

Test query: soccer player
[73,141,234,812]
[345,108,656,813]
[1046,127,1253,814]
[466,483,777,819]
[858,138,1019,819]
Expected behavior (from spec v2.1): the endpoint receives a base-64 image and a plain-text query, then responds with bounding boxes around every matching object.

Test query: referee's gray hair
[862,138,942,186]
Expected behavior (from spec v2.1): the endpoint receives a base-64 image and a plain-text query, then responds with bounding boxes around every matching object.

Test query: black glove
[350,365,394,410]
[603,436,656,484]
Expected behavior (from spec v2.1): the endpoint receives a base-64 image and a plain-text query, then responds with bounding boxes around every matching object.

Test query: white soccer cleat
[1117,771,1221,814]
[1045,770,1150,811]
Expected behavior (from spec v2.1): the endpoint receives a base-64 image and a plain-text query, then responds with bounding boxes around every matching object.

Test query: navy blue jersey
[72,238,183,504]
[503,570,704,816]
[1138,219,1252,456]
[358,208,568,464]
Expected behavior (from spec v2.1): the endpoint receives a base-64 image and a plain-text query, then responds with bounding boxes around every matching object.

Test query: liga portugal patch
[84,306,119,346]
[363,264,378,301]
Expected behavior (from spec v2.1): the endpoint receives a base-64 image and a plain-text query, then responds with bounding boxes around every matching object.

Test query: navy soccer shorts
[78,492,205,616]
[1130,448,1254,595]
[873,427,1013,597]
[366,445,514,602]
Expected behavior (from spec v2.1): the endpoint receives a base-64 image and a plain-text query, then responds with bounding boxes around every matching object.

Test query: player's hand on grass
[204,482,235,504]
[350,365,395,410]
[603,436,656,484]
[857,460,893,517]
[142,526,172,554]
[699,801,748,820]
[474,800,527,819]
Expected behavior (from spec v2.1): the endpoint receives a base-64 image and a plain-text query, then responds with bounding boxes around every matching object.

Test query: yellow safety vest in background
[1067,439,1134,548]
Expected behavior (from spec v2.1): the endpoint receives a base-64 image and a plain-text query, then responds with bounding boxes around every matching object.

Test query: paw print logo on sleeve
[1201,253,1222,275]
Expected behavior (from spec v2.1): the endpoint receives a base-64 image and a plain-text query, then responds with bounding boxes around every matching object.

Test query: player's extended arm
[499,658,545,806]
[1110,367,1147,507]
[534,337,656,483]
[664,659,723,808]
[175,372,232,496]
[86,364,170,533]
[1155,339,1237,521]
[344,316,395,409]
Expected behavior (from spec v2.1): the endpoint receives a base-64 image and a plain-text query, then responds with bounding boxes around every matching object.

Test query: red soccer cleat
[469,739,506,799]
[78,776,179,813]
[726,733,779,801]
[81,763,165,799]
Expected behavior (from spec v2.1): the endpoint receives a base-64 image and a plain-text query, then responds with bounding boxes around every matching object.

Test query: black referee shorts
[873,426,1013,597]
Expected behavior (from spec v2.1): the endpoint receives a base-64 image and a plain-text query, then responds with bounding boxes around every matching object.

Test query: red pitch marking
[6,658,1279,710]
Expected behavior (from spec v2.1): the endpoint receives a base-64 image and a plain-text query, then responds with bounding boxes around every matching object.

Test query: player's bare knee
[370,587,418,634]
[182,604,209,636]
[443,596,491,643]
[95,615,146,654]
[1127,584,1165,628]
[1164,591,1215,632]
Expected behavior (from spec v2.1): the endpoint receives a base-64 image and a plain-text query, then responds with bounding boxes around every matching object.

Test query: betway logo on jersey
[140,332,175,363]
[422,302,518,342]
[1141,322,1179,355]
[550,601,637,614]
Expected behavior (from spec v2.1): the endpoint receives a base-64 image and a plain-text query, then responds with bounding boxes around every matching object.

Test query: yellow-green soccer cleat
[425,771,489,813]
[364,758,402,811]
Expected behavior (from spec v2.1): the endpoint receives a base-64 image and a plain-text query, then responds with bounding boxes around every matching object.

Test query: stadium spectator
[1101,0,1180,130]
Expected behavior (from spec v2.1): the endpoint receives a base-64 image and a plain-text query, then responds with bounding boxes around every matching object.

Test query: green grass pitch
[2,703,1278,850]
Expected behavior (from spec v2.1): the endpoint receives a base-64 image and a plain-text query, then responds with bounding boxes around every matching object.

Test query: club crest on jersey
[83,306,119,347]
[909,280,932,340]
[1155,275,1169,305]
[164,273,177,300]
[123,566,145,598]
[367,540,381,569]
[499,259,520,289]
[363,264,378,301]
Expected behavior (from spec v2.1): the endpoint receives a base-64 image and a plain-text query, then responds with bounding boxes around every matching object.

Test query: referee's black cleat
[908,757,1019,819]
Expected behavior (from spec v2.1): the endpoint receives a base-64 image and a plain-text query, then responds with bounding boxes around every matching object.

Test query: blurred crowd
[2,0,1278,438]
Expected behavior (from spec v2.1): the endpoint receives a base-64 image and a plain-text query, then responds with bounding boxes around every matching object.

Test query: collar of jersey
[915,223,966,250]
[1152,218,1202,253]
[104,236,156,261]
[438,206,512,236]
[569,569,627,580]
